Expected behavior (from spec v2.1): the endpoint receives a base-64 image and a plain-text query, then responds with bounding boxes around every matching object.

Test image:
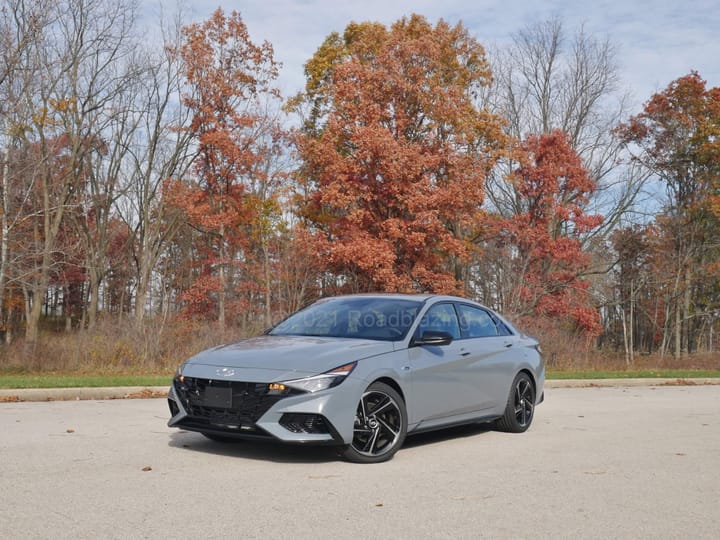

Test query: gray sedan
[168,294,544,463]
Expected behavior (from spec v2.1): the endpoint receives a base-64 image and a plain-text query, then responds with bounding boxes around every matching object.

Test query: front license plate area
[204,386,232,408]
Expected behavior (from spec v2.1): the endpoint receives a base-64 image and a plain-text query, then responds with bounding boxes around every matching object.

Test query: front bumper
[167,376,360,445]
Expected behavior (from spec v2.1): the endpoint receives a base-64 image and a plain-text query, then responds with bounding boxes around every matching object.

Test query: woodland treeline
[1,1,718,369]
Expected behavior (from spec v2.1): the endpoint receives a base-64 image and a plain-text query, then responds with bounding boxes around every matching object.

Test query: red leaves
[500,130,602,335]
[510,130,598,226]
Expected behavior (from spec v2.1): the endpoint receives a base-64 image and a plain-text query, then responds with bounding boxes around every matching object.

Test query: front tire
[341,382,407,463]
[496,372,536,433]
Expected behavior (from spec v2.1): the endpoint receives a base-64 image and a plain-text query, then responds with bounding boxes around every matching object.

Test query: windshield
[269,297,422,341]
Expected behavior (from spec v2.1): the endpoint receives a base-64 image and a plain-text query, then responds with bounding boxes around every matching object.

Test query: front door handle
[504,342,513,348]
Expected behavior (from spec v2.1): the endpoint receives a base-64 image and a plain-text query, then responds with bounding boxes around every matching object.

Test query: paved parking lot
[1,385,718,539]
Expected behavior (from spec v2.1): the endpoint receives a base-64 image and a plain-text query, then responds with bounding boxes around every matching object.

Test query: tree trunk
[621,305,629,366]
[264,239,272,328]
[674,291,682,361]
[22,286,31,338]
[682,266,692,355]
[25,281,47,345]
[0,127,9,337]
[134,281,147,328]
[87,267,101,330]
[119,281,126,323]
[218,223,226,330]
[134,247,154,329]
[629,278,635,365]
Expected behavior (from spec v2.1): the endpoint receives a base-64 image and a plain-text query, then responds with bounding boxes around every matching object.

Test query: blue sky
[171,1,719,110]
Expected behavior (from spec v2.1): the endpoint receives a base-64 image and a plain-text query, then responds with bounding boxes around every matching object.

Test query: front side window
[415,303,461,339]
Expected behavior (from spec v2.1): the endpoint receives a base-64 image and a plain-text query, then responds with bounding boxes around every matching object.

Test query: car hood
[181,335,395,382]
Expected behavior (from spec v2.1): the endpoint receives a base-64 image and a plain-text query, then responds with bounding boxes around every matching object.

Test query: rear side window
[457,304,499,338]
[494,318,513,336]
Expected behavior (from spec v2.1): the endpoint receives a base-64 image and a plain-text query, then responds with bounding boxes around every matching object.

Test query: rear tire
[496,372,535,433]
[341,382,407,464]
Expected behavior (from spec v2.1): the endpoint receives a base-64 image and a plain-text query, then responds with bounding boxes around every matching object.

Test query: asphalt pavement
[1,385,718,539]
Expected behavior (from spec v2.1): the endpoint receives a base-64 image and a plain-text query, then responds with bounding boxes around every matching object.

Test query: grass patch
[1,369,719,389]
[0,373,173,389]
[547,369,720,380]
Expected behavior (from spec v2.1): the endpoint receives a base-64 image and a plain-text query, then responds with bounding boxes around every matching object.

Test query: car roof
[320,293,480,304]
[318,293,433,302]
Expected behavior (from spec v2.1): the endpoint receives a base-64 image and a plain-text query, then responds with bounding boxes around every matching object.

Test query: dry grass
[0,317,256,374]
[545,346,720,372]
[522,322,720,372]
[0,316,718,374]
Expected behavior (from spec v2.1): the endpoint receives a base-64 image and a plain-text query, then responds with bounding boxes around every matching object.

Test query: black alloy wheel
[496,372,536,433]
[342,382,407,463]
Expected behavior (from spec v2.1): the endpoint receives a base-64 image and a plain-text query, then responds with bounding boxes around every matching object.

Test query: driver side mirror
[413,330,454,346]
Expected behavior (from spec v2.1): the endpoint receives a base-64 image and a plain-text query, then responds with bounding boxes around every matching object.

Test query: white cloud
[166,0,720,110]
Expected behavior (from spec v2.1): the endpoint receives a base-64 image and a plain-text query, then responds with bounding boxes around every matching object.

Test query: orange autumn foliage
[616,71,720,215]
[175,9,282,321]
[294,15,508,294]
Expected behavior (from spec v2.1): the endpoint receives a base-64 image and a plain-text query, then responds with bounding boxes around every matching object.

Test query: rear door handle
[460,351,471,357]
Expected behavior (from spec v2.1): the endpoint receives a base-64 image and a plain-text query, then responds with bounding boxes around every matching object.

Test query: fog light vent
[279,413,329,434]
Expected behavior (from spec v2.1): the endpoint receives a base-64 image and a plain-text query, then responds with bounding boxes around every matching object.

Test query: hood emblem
[216,367,236,377]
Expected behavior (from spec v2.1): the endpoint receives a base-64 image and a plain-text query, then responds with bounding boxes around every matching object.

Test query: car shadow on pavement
[403,422,494,449]
[168,422,495,463]
[168,430,341,463]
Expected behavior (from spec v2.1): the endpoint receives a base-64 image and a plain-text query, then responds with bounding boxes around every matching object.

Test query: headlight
[283,362,356,393]
[175,363,187,382]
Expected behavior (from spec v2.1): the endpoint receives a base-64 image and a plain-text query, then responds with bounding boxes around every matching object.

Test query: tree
[6,133,89,335]
[492,130,603,335]
[616,71,720,359]
[293,15,507,293]
[58,0,143,330]
[2,0,143,344]
[178,8,283,327]
[0,0,51,343]
[120,11,196,329]
[273,224,321,317]
[609,225,653,364]
[484,17,642,242]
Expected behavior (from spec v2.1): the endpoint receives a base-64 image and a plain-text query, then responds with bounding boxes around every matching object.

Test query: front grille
[174,377,293,426]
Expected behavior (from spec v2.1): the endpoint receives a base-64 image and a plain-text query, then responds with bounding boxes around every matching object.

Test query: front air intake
[279,413,331,434]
